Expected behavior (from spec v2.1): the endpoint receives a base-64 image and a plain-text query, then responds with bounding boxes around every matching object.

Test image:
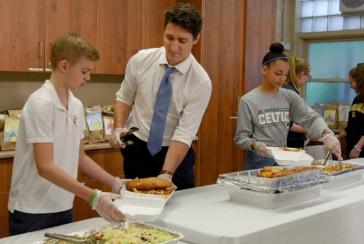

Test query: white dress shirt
[116,47,211,147]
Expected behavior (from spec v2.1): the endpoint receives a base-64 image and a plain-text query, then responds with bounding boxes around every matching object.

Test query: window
[299,0,364,32]
[305,39,364,105]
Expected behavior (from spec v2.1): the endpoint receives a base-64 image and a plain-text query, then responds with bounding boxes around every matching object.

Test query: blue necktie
[147,66,175,155]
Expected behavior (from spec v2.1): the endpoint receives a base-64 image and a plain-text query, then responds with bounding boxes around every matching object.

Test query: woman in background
[234,42,342,170]
[346,63,364,159]
[283,57,312,148]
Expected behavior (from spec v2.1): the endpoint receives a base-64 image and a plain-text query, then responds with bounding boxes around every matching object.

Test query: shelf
[0,142,114,160]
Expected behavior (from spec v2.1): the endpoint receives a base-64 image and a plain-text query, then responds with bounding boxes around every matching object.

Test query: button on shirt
[116,47,212,146]
[8,80,85,214]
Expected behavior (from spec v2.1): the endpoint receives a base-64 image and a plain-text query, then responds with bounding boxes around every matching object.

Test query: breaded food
[126,177,173,195]
[258,166,315,178]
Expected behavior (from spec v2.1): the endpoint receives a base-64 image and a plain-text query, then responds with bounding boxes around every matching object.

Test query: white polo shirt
[116,47,212,146]
[8,80,85,214]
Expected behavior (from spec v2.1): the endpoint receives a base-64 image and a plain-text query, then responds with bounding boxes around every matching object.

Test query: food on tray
[126,177,173,195]
[100,225,177,244]
[44,224,179,244]
[280,147,303,152]
[258,166,316,178]
[321,163,357,174]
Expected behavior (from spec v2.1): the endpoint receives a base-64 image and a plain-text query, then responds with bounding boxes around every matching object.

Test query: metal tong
[44,232,95,243]
[120,127,139,145]
[44,222,130,243]
[321,149,331,166]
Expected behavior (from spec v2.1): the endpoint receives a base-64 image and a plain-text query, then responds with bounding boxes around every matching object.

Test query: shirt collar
[43,80,75,112]
[158,47,193,74]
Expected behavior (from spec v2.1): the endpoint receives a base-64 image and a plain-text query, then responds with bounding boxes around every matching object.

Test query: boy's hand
[90,190,125,222]
[111,177,130,194]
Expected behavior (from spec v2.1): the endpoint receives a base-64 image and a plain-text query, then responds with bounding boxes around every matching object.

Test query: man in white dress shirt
[111,3,211,190]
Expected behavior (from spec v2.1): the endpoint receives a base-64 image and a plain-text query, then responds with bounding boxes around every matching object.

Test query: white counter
[2,158,364,244]
[155,182,364,244]
[0,217,188,244]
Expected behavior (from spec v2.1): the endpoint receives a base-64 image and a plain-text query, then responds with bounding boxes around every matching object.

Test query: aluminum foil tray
[320,164,364,189]
[218,167,322,193]
[221,183,322,209]
[36,221,183,244]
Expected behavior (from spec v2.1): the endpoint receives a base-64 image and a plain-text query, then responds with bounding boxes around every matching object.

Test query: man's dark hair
[164,3,202,39]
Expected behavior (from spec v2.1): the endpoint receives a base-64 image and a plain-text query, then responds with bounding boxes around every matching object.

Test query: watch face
[342,0,364,8]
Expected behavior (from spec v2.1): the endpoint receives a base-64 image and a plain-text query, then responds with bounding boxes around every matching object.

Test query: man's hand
[110,128,129,148]
[90,190,125,222]
[157,173,173,182]
[157,172,177,190]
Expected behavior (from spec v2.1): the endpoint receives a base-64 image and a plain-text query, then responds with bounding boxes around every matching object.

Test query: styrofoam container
[222,183,322,209]
[113,187,174,222]
[268,147,314,166]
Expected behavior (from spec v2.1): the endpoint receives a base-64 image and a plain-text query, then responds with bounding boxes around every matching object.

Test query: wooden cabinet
[141,0,176,49]
[0,0,176,74]
[0,158,12,237]
[0,147,124,238]
[0,0,44,72]
[96,0,142,74]
[178,0,277,186]
[193,0,245,185]
[44,0,98,71]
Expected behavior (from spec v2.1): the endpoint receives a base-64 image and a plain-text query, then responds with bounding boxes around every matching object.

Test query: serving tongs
[120,127,139,145]
[312,149,331,166]
[44,221,130,243]
[44,232,96,243]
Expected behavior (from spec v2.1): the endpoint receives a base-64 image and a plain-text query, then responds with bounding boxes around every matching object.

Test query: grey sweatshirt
[234,87,329,150]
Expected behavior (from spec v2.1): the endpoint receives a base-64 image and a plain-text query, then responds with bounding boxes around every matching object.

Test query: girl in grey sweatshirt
[234,43,342,170]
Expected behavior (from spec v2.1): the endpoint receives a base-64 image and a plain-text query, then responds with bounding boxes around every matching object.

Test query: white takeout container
[114,187,174,222]
[268,147,314,166]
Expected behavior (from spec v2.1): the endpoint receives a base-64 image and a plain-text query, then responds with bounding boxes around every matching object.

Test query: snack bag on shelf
[85,105,104,143]
[1,116,20,151]
[338,104,350,130]
[323,104,338,129]
[103,115,114,141]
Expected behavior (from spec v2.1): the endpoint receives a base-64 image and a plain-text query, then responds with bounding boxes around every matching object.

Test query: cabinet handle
[230,116,238,119]
[28,67,44,72]
[38,41,44,58]
[45,68,52,72]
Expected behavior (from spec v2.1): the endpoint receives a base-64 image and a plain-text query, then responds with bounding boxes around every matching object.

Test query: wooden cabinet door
[196,0,245,185]
[45,0,97,71]
[96,0,142,74]
[141,0,176,49]
[0,0,44,72]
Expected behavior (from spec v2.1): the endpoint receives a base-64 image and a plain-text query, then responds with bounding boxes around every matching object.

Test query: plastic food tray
[218,167,322,193]
[35,221,183,244]
[221,183,322,209]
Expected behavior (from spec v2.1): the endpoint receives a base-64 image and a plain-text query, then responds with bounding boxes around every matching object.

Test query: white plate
[268,147,314,166]
[114,188,174,222]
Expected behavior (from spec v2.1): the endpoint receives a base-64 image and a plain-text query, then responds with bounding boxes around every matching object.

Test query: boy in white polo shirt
[8,33,126,235]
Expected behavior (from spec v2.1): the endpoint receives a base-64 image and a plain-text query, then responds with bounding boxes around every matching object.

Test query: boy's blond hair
[50,33,99,70]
